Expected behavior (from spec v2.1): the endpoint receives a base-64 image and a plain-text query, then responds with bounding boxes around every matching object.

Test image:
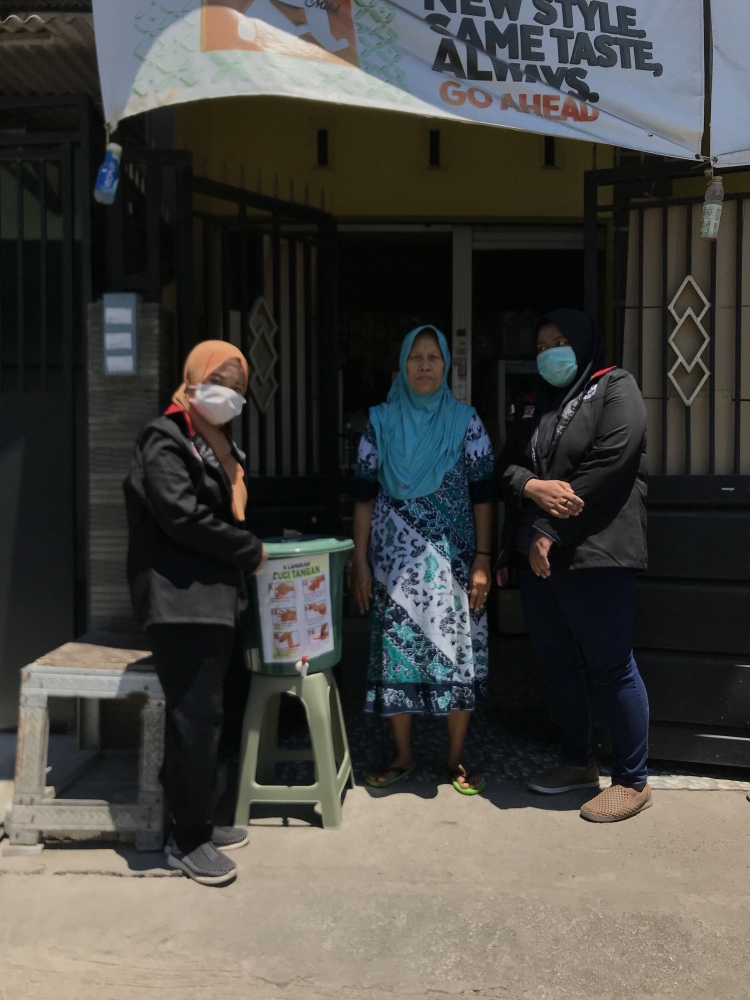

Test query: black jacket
[124,410,264,628]
[497,367,648,572]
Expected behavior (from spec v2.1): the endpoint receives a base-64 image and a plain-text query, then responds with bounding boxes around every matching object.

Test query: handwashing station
[235,535,355,830]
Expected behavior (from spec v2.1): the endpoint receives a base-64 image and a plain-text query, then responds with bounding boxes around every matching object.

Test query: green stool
[234,669,353,830]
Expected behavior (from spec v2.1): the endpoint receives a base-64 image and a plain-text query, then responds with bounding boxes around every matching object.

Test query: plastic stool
[234,669,353,830]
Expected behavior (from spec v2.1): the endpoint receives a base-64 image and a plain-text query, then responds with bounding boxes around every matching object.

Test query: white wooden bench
[6,632,165,852]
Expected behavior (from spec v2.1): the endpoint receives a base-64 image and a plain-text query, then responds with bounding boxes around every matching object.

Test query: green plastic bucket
[243,535,354,677]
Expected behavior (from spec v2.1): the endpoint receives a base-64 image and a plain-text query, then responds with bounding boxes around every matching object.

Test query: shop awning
[89,0,747,164]
[710,0,750,167]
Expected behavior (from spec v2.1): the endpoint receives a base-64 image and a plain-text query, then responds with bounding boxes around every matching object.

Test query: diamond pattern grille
[667,275,711,407]
[247,297,278,414]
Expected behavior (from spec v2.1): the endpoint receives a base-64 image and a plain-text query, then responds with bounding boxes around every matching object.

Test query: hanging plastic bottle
[93,142,123,205]
[700,173,724,241]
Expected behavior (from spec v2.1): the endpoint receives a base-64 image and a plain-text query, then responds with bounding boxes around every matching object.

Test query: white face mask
[190,383,246,426]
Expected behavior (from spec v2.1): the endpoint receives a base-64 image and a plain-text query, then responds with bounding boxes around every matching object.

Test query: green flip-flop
[444,767,487,796]
[365,765,415,789]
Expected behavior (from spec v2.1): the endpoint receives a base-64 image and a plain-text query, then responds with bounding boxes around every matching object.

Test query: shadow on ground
[214,621,568,827]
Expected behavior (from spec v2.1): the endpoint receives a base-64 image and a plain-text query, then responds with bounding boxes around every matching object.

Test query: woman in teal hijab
[351,326,495,794]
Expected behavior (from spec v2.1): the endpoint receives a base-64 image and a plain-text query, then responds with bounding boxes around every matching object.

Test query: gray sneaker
[167,841,237,886]
[211,826,249,851]
[527,762,601,795]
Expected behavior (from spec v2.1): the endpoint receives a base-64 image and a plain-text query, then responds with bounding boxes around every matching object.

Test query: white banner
[711,0,750,167]
[92,0,704,158]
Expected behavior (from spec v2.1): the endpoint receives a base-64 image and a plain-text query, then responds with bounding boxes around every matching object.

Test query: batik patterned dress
[352,413,495,717]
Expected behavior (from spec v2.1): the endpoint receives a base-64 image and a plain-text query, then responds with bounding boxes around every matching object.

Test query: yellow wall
[175,96,612,221]
[673,171,750,199]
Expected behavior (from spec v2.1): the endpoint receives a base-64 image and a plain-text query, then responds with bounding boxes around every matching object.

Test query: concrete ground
[2,780,750,1000]
[3,625,750,999]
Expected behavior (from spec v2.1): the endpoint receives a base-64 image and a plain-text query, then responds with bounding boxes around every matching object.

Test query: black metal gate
[105,151,340,538]
[0,95,93,727]
[192,177,339,535]
[585,159,750,767]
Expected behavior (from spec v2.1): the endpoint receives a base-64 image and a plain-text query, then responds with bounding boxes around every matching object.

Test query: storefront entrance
[3,115,747,771]
[338,225,586,461]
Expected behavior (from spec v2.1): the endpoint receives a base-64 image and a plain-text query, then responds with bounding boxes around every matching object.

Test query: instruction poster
[257,553,333,663]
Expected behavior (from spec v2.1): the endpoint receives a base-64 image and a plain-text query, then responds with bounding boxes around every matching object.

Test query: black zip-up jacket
[496,367,648,572]
[123,409,264,628]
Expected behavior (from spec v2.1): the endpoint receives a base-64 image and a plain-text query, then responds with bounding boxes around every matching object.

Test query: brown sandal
[365,765,414,788]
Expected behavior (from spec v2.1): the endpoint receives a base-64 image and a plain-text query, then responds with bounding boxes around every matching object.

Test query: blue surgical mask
[537,346,578,387]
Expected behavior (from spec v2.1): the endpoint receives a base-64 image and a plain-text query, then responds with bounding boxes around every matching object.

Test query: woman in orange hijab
[125,341,267,887]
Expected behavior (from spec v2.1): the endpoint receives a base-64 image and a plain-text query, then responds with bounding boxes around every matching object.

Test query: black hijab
[534,308,606,474]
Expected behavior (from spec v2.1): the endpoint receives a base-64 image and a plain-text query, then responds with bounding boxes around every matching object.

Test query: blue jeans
[519,562,649,789]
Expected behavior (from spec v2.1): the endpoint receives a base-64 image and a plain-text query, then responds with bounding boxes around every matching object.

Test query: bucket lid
[262,535,354,558]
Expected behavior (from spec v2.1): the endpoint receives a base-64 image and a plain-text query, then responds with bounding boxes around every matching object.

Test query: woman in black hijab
[496,309,650,823]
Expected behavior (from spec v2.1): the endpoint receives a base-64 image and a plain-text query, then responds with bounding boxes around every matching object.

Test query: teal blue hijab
[369,326,475,501]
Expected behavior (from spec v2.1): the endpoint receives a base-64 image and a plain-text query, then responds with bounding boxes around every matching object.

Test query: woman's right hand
[351,558,373,613]
[251,545,269,575]
[522,478,584,519]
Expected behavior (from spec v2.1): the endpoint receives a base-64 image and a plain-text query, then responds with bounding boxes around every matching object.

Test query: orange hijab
[172,341,249,523]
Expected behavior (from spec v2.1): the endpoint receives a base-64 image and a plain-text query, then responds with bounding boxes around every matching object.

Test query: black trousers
[147,623,239,853]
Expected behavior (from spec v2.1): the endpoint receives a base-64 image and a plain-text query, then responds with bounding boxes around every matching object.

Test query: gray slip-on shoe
[211,826,249,851]
[167,841,237,886]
